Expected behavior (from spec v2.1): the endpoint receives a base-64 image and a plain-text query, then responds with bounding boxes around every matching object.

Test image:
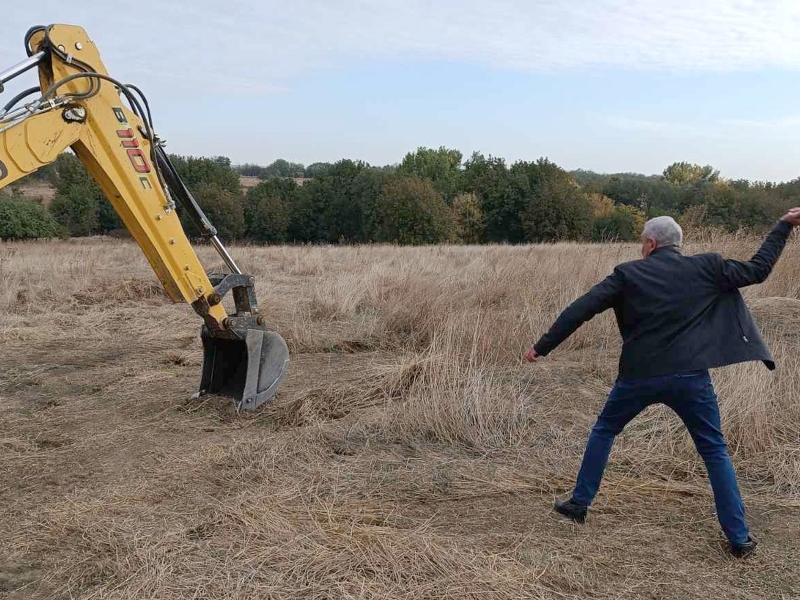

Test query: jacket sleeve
[716,220,793,291]
[534,268,624,357]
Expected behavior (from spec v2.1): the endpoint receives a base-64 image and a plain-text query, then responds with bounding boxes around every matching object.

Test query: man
[525,208,800,558]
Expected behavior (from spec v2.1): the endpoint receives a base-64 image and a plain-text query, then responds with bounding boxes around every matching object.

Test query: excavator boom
[0,24,288,411]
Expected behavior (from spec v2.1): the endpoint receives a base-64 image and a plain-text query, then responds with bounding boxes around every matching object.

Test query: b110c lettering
[115,128,151,174]
[112,107,152,182]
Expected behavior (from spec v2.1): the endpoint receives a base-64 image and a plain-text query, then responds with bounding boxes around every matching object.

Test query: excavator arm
[0,24,288,410]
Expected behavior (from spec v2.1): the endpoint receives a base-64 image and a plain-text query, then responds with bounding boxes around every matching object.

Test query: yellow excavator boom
[0,24,288,410]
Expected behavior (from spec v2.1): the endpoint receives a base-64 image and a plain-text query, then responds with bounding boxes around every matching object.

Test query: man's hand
[524,346,540,363]
[780,207,800,226]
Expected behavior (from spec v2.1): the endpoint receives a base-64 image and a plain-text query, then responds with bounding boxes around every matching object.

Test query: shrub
[50,182,100,237]
[245,179,298,243]
[185,182,245,240]
[49,153,121,234]
[371,176,455,244]
[588,193,615,218]
[451,192,485,243]
[520,176,593,242]
[592,204,646,242]
[0,196,61,240]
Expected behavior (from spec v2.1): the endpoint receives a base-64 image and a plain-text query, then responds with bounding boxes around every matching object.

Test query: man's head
[641,216,683,259]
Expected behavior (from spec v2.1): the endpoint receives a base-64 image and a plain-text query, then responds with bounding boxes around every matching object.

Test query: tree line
[1,147,798,243]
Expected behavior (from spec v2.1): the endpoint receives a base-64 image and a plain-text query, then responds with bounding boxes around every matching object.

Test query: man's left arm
[529,269,624,360]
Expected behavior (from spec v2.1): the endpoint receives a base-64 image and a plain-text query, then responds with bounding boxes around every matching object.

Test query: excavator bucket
[198,326,289,411]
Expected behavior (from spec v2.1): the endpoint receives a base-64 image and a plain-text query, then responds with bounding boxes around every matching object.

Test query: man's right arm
[716,211,798,291]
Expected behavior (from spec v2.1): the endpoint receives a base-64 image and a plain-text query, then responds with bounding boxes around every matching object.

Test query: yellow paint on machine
[1,24,227,326]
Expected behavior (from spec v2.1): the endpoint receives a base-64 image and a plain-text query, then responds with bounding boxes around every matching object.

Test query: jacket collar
[650,245,682,256]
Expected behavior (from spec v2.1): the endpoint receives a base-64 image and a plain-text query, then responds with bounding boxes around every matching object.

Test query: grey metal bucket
[198,326,289,411]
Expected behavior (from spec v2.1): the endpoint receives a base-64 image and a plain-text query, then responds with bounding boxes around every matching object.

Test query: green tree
[238,163,270,177]
[0,195,60,240]
[461,152,509,199]
[49,153,122,234]
[461,153,519,242]
[264,159,305,178]
[521,179,592,242]
[702,183,736,230]
[599,175,681,216]
[169,155,241,193]
[98,195,124,232]
[290,178,330,242]
[451,192,485,243]
[588,193,615,218]
[592,205,646,242]
[398,146,463,199]
[570,169,609,187]
[343,168,387,242]
[602,176,647,207]
[371,175,454,244]
[50,182,100,236]
[190,182,245,240]
[289,160,383,243]
[663,162,719,186]
[245,178,299,243]
[513,159,593,242]
[702,182,782,232]
[169,155,246,240]
[777,177,800,204]
[322,161,381,243]
[304,162,333,178]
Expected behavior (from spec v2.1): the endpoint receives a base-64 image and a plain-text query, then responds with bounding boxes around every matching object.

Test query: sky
[3,1,800,181]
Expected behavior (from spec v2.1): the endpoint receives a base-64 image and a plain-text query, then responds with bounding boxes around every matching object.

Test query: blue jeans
[572,370,750,545]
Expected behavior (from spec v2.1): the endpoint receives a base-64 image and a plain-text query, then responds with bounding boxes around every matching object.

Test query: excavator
[0,24,289,411]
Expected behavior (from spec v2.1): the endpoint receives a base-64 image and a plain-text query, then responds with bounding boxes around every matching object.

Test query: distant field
[13,175,308,203]
[9,181,56,205]
[1,235,799,598]
[239,175,310,189]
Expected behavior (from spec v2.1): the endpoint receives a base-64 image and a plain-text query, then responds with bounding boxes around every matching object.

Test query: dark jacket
[534,220,794,379]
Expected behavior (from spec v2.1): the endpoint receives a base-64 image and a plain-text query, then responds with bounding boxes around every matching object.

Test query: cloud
[605,117,689,135]
[604,116,733,140]
[724,115,800,128]
[3,0,800,97]
[606,112,800,141]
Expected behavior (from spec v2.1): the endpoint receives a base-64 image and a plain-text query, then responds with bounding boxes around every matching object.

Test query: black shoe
[730,536,758,558]
[554,498,587,523]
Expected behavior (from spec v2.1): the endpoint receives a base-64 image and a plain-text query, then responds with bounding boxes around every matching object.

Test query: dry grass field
[1,232,799,599]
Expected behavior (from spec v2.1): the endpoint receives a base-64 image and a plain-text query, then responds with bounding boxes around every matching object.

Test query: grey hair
[642,216,683,248]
